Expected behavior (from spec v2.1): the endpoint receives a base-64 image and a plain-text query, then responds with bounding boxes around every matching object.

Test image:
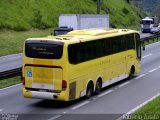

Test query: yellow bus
[22,28,141,101]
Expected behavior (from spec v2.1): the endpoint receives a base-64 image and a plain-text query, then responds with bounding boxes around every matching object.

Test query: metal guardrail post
[142,41,145,51]
[140,34,160,50]
[97,0,101,14]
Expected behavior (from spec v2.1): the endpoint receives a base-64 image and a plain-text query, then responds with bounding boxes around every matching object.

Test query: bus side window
[127,34,135,49]
[68,44,78,64]
[68,43,84,64]
[104,38,112,55]
[77,44,85,63]
[112,36,123,53]
[122,35,127,50]
[135,34,141,60]
[86,41,94,60]
[123,34,135,50]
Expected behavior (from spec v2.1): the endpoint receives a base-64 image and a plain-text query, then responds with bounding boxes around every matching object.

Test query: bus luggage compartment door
[25,65,62,91]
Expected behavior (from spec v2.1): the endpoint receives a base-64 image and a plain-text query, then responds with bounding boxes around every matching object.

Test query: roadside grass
[144,38,160,45]
[0,28,52,56]
[130,96,160,120]
[0,0,97,31]
[0,0,143,31]
[0,76,21,89]
[135,96,160,114]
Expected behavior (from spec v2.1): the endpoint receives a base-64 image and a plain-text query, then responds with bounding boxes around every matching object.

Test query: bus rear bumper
[23,88,68,101]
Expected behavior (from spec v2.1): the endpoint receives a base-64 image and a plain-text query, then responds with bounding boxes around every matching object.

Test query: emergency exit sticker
[27,70,32,77]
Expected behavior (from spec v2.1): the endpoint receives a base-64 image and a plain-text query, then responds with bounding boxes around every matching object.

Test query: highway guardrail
[141,34,160,41]
[0,68,22,80]
[141,34,160,50]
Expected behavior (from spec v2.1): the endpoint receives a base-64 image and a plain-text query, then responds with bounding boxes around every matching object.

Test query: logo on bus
[27,71,32,77]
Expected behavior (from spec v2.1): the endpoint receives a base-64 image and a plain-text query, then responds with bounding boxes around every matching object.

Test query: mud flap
[69,82,76,100]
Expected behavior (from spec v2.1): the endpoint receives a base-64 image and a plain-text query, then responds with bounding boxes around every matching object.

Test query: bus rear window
[25,41,63,59]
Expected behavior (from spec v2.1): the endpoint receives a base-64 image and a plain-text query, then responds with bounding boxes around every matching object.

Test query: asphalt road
[0,53,22,72]
[0,41,160,120]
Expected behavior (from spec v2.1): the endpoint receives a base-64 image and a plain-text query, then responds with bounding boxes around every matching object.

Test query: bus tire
[95,79,102,94]
[128,66,135,80]
[86,81,93,98]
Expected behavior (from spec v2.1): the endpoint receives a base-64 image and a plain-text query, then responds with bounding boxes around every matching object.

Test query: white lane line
[148,68,158,73]
[98,90,114,97]
[71,101,90,110]
[142,53,152,59]
[92,97,97,100]
[0,53,22,59]
[118,81,130,88]
[0,83,22,91]
[158,66,160,69]
[0,109,3,112]
[63,111,68,114]
[48,115,62,120]
[125,93,160,115]
[117,93,160,120]
[134,74,146,80]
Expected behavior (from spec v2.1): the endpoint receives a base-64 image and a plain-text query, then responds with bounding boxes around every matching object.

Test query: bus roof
[26,28,139,43]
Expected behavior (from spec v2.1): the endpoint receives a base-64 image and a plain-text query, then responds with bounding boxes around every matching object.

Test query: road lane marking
[0,53,22,59]
[142,53,152,59]
[125,93,160,115]
[48,115,62,120]
[0,109,3,112]
[71,101,90,110]
[158,66,160,69]
[134,74,146,80]
[63,111,68,114]
[118,81,130,88]
[92,97,97,100]
[0,54,22,63]
[0,83,22,91]
[117,93,160,120]
[98,90,114,97]
[148,68,158,73]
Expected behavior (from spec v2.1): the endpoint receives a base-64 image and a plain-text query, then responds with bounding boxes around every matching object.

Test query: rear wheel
[128,67,135,80]
[86,82,93,98]
[95,80,102,94]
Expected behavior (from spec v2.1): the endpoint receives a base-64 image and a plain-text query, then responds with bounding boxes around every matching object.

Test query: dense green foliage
[0,0,143,31]
[0,76,21,89]
[133,0,160,16]
[0,28,52,56]
[135,96,160,115]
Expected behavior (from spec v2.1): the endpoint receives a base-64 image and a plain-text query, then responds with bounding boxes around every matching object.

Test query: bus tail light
[22,77,25,86]
[62,80,67,90]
